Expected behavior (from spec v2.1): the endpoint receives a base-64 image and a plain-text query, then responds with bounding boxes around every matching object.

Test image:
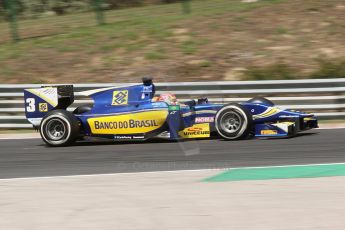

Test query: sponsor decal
[39,103,48,112]
[142,85,153,93]
[179,123,210,138]
[304,117,314,121]
[168,105,180,111]
[261,130,278,135]
[279,115,299,118]
[94,120,158,129]
[187,127,203,132]
[112,90,128,106]
[113,135,145,140]
[195,117,214,123]
[152,102,167,108]
[114,135,133,140]
[88,110,168,135]
[133,136,145,139]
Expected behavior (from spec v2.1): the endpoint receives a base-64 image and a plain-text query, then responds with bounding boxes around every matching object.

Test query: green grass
[0,67,17,77]
[199,60,211,67]
[244,62,297,80]
[145,49,166,60]
[0,0,285,43]
[275,27,288,34]
[181,40,198,54]
[0,0,295,83]
[244,59,345,80]
[310,59,345,79]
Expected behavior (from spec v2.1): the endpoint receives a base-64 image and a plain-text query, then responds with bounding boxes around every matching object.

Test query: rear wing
[24,85,74,127]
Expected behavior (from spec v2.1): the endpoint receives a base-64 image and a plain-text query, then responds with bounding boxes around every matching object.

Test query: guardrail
[0,78,344,128]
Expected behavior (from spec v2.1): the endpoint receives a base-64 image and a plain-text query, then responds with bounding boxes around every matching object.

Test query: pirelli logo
[261,130,278,135]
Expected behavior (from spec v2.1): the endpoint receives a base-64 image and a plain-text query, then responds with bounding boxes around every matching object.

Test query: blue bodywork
[24,80,318,141]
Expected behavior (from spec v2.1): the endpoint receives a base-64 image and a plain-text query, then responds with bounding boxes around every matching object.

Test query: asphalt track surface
[0,129,344,179]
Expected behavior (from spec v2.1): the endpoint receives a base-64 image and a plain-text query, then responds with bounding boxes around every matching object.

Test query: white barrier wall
[1,78,344,128]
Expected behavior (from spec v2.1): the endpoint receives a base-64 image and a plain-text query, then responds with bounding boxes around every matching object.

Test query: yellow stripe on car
[253,107,281,119]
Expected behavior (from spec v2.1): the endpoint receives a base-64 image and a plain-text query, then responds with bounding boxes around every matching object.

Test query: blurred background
[0,0,344,83]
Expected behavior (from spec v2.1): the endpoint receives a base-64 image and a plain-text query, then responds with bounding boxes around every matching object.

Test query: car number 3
[26,98,36,112]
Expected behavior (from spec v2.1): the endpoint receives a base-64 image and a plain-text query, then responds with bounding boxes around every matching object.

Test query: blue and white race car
[24,78,318,146]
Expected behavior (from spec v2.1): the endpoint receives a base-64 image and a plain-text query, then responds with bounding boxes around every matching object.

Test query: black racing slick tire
[40,110,80,147]
[247,97,274,107]
[215,104,253,140]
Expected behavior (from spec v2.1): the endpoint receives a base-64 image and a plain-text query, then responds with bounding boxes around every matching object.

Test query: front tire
[215,104,253,140]
[40,110,80,147]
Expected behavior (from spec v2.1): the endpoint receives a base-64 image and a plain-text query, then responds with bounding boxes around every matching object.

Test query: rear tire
[40,110,80,147]
[215,104,253,140]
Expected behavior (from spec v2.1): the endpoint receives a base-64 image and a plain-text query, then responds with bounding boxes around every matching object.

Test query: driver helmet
[158,93,178,105]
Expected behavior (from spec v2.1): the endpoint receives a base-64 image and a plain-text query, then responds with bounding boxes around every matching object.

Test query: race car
[24,78,318,146]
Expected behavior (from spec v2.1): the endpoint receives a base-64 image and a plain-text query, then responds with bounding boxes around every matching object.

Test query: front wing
[255,117,318,138]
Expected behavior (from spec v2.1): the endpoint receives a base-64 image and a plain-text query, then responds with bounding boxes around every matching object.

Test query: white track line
[1,162,345,182]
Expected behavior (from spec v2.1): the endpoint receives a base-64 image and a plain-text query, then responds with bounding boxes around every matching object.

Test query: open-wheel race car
[24,78,318,147]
